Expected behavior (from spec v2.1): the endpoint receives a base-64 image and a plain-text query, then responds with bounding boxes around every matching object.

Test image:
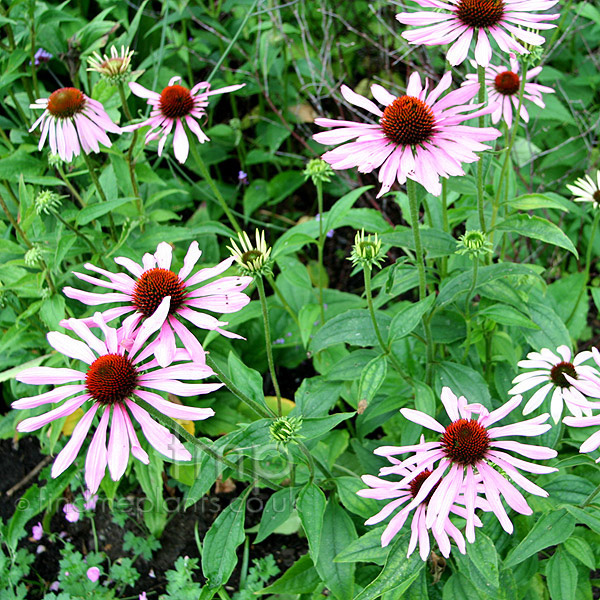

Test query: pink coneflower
[313,72,500,197]
[396,0,559,67]
[358,448,490,559]
[509,346,600,423]
[29,88,121,162]
[62,241,252,367]
[461,56,554,127]
[13,314,219,493]
[374,388,557,539]
[125,76,245,163]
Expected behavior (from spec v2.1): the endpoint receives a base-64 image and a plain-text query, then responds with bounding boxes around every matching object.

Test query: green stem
[298,442,316,483]
[189,141,242,235]
[138,399,280,489]
[477,64,487,233]
[51,209,106,267]
[490,61,528,241]
[364,266,407,378]
[266,274,300,329]
[364,266,389,353]
[256,276,282,416]
[205,355,275,419]
[582,480,600,507]
[57,165,86,208]
[28,0,39,98]
[462,259,480,362]
[118,82,143,222]
[81,153,118,241]
[440,178,449,278]
[406,179,426,299]
[316,179,326,325]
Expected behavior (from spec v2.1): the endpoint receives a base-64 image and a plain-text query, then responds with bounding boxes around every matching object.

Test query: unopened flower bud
[270,416,303,445]
[35,190,62,215]
[349,229,384,270]
[24,245,44,267]
[456,230,493,259]
[304,158,334,186]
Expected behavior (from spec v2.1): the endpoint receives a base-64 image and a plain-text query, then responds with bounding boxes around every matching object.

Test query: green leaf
[564,505,600,535]
[382,227,457,259]
[358,356,388,403]
[258,554,321,595]
[494,214,578,257]
[39,294,66,330]
[255,488,297,543]
[353,533,425,600]
[523,302,571,351]
[504,509,576,568]
[545,550,578,600]
[76,197,135,225]
[443,573,485,600]
[437,263,540,307]
[228,351,266,408]
[477,304,539,330]
[335,476,381,520]
[564,536,596,570]
[297,483,327,562]
[316,500,357,600]
[505,193,569,212]
[310,309,391,353]
[456,533,500,591]
[301,412,355,441]
[202,492,248,588]
[325,186,373,232]
[434,361,492,409]
[334,526,389,565]
[133,454,167,537]
[388,295,436,342]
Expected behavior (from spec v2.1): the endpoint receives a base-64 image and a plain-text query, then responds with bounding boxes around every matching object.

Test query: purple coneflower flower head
[13,314,219,493]
[32,48,52,66]
[29,88,121,162]
[358,444,490,559]
[62,241,252,367]
[63,503,80,523]
[375,388,557,540]
[461,56,554,127]
[32,522,43,540]
[396,0,559,67]
[509,345,600,423]
[125,76,245,163]
[313,72,500,197]
[86,567,101,582]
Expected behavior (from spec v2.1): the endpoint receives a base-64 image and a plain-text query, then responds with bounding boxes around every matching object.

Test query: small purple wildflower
[238,170,249,185]
[63,503,80,523]
[31,48,52,66]
[32,522,43,541]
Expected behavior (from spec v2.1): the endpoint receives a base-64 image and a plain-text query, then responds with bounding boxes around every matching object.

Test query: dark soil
[0,436,307,598]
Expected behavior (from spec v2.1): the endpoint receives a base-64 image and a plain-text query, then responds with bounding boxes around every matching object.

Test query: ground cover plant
[0,0,599,598]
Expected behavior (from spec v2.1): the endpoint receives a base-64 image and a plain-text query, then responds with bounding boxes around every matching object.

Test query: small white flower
[567,170,600,207]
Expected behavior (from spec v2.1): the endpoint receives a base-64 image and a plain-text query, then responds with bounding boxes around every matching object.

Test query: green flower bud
[269,416,303,446]
[349,229,385,270]
[456,230,493,259]
[227,230,273,277]
[304,159,334,186]
[35,190,62,215]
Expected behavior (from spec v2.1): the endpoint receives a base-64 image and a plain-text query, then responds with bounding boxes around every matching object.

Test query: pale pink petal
[85,405,110,493]
[107,403,130,481]
[17,367,85,385]
[135,389,215,420]
[46,332,96,365]
[400,408,445,433]
[12,385,86,410]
